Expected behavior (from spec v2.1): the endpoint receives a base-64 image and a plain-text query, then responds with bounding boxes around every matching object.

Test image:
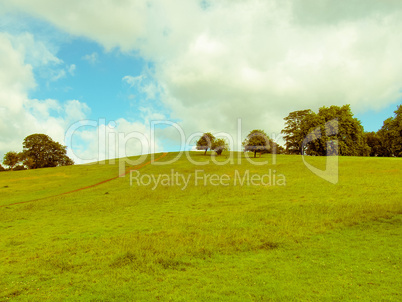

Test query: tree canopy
[196,133,229,155]
[212,138,229,156]
[281,109,313,154]
[196,132,216,155]
[2,151,20,170]
[282,105,369,156]
[364,131,384,157]
[243,129,274,158]
[22,134,74,169]
[378,105,402,157]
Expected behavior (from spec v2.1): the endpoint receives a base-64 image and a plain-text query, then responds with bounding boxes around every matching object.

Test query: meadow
[0,152,401,301]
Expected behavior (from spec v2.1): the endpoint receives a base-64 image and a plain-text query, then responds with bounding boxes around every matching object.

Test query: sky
[0,0,401,163]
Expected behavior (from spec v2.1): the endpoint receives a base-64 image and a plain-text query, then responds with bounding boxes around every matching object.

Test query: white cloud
[122,75,143,87]
[7,32,62,67]
[82,52,98,64]
[66,118,163,164]
[25,99,61,119]
[0,32,89,159]
[48,64,76,82]
[123,74,160,101]
[0,31,163,164]
[2,0,402,150]
[139,107,166,123]
[50,68,66,81]
[68,64,76,75]
[64,100,90,122]
[0,33,35,95]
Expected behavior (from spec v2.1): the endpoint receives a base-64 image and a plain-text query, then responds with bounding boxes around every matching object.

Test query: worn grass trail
[0,152,401,301]
[0,152,168,208]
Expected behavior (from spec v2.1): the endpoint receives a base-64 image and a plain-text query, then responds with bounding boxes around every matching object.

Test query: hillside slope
[0,152,401,301]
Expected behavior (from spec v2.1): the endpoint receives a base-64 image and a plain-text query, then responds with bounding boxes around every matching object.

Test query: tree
[196,132,216,155]
[212,138,229,155]
[378,105,402,157]
[275,144,285,154]
[19,151,35,168]
[300,105,370,156]
[243,130,272,158]
[0,164,5,172]
[59,155,75,166]
[378,118,394,156]
[364,132,384,157]
[281,109,313,154]
[13,165,27,171]
[22,134,74,169]
[3,151,20,170]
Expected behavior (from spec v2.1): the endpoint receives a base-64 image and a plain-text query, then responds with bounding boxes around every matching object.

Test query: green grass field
[0,152,401,301]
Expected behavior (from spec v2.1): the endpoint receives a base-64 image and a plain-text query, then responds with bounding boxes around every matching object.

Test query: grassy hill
[0,152,401,301]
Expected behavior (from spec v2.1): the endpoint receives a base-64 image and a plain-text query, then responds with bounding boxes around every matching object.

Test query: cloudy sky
[0,0,401,163]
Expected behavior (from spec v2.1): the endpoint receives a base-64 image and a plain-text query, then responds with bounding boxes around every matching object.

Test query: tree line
[1,104,400,171]
[364,105,402,157]
[197,104,402,157]
[1,134,74,172]
[196,130,284,158]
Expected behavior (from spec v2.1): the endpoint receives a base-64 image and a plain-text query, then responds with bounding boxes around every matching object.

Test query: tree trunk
[254,150,257,158]
[204,148,207,155]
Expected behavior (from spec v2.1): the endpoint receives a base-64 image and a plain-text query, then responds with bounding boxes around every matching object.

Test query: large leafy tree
[378,105,402,157]
[378,118,394,156]
[299,105,369,156]
[22,134,74,169]
[364,131,385,157]
[212,138,229,156]
[281,109,313,154]
[2,151,20,170]
[243,129,273,158]
[196,132,216,155]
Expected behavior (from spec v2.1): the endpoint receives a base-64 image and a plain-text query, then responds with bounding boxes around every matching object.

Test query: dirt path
[1,152,168,208]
